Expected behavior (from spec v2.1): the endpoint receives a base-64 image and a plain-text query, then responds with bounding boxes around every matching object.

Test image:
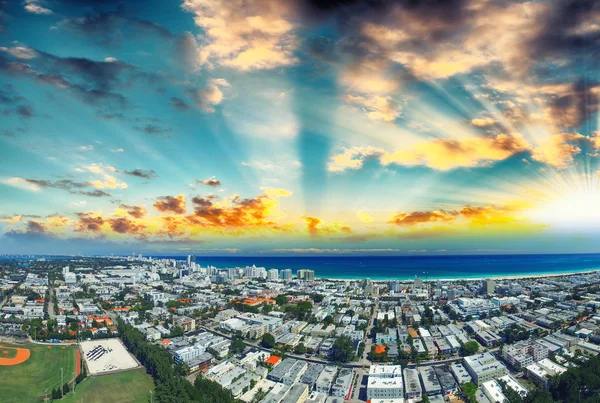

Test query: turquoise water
[179,254,600,281]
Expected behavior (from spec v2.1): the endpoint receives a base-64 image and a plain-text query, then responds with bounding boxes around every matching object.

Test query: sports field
[61,368,155,403]
[0,343,77,403]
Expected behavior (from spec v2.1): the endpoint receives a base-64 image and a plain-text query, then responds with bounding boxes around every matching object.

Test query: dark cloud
[26,220,46,233]
[530,0,600,66]
[119,168,158,179]
[79,189,112,197]
[119,204,147,218]
[108,217,145,234]
[170,97,190,111]
[154,195,187,214]
[134,124,172,137]
[75,212,105,232]
[20,178,113,197]
[59,10,173,48]
[0,84,35,119]
[547,80,599,129]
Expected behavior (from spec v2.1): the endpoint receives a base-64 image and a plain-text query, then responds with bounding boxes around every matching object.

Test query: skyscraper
[304,270,315,282]
[268,269,279,281]
[281,269,293,281]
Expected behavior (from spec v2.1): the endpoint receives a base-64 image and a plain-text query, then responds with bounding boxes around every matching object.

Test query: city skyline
[1,0,600,255]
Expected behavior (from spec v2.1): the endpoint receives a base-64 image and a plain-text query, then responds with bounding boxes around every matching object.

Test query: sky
[0,0,599,256]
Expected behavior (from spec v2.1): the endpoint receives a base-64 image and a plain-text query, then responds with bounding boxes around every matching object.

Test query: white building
[367,365,404,400]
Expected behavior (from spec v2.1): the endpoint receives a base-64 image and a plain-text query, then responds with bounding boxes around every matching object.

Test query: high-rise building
[388,280,401,293]
[485,279,495,294]
[268,269,279,281]
[414,276,423,289]
[281,269,293,281]
[304,270,315,282]
[297,269,305,279]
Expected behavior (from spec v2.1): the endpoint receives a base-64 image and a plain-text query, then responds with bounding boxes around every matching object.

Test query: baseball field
[0,343,77,402]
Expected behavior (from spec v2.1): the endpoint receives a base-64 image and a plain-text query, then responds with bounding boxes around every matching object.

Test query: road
[46,286,56,319]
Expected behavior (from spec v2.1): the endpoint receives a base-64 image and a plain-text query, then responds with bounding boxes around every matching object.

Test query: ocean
[177,254,600,281]
[4,253,600,281]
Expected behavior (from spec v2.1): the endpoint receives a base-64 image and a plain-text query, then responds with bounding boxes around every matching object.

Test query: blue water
[176,254,600,281]
[3,254,600,281]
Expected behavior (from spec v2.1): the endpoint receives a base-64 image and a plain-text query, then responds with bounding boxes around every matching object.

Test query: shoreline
[313,268,600,282]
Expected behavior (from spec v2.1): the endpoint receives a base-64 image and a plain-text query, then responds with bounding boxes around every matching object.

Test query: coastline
[313,267,600,282]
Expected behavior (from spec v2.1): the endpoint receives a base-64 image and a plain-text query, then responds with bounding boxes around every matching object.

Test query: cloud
[342,94,402,122]
[24,3,53,15]
[188,188,291,230]
[170,97,190,111]
[189,78,230,112]
[154,195,187,214]
[197,177,221,187]
[119,204,147,219]
[181,0,299,70]
[133,124,172,137]
[85,163,127,189]
[75,212,105,232]
[389,205,523,229]
[530,132,584,169]
[328,133,531,172]
[301,215,352,237]
[119,169,158,179]
[1,177,42,192]
[107,217,146,234]
[471,117,497,127]
[26,220,47,233]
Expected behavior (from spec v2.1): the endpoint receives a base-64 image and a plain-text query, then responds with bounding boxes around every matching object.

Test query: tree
[332,335,355,363]
[275,295,288,306]
[323,315,334,325]
[422,395,431,403]
[294,343,307,354]
[261,333,276,349]
[170,326,185,337]
[461,382,477,403]
[229,336,246,355]
[462,341,479,356]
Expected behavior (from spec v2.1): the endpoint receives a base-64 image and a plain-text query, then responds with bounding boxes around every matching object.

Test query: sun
[528,190,600,229]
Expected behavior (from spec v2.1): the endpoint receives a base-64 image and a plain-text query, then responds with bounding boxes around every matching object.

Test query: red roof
[375,345,386,354]
[265,355,281,365]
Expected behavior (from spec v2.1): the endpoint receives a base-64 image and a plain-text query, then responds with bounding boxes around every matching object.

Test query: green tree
[261,333,276,349]
[294,343,307,354]
[462,382,477,403]
[462,341,480,356]
[229,336,246,355]
[332,335,355,363]
[275,295,288,306]
[422,395,431,403]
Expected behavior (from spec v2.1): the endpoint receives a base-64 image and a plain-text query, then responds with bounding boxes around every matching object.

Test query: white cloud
[24,3,53,15]
[1,177,41,192]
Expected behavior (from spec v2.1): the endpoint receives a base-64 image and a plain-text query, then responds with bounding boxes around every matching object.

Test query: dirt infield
[0,346,30,366]
[75,350,81,376]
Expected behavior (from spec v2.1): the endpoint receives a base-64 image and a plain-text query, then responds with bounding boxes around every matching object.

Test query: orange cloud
[154,195,187,215]
[329,133,530,172]
[302,215,352,237]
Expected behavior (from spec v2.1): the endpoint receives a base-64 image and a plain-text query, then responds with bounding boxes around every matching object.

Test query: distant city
[2,254,600,402]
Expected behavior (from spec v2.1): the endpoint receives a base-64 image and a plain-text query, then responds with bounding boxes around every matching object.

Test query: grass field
[61,369,155,403]
[0,343,77,403]
[1,347,18,358]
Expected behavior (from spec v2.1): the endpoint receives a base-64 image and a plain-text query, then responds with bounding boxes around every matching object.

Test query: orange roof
[265,355,281,365]
[243,297,275,306]
[69,330,77,335]
[408,328,419,338]
[375,345,386,354]
[161,339,171,345]
[113,307,131,312]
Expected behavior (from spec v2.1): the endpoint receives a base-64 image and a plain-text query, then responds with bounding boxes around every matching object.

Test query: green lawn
[0,343,77,403]
[1,346,18,358]
[61,369,155,403]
